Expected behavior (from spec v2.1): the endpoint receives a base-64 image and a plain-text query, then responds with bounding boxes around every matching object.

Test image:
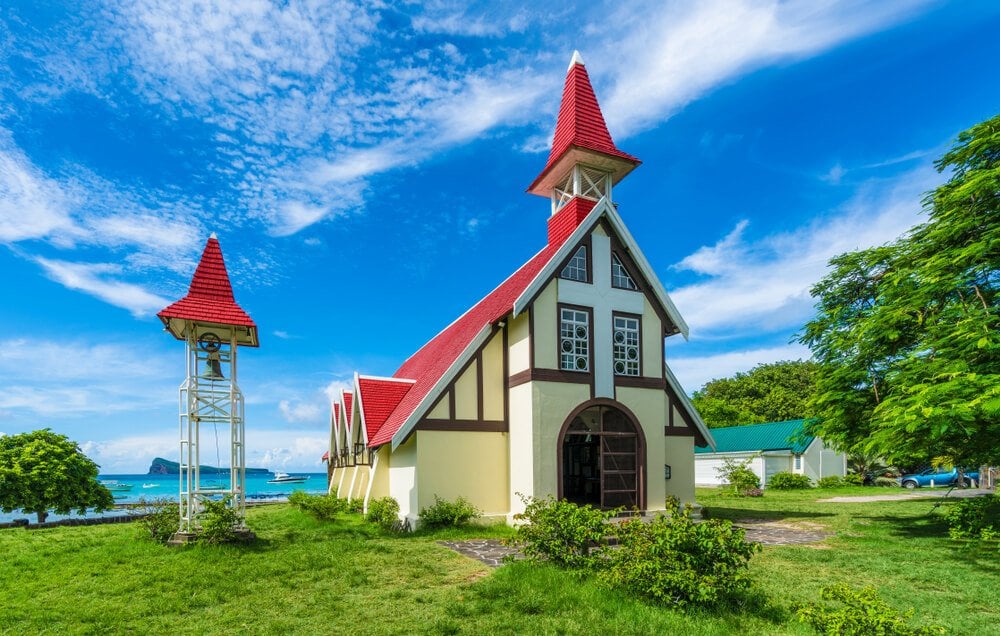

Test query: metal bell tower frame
[157,233,259,538]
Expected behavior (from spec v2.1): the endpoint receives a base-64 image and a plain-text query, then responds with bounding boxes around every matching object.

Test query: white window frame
[613,315,640,376]
[560,246,588,282]
[794,454,802,471]
[612,253,637,290]
[560,308,590,372]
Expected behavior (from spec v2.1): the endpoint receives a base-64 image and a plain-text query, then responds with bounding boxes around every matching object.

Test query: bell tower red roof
[528,51,640,198]
[157,233,259,347]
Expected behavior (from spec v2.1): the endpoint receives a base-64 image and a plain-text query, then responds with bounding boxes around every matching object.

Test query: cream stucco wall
[351,465,370,500]
[641,298,662,377]
[453,363,478,420]
[388,436,418,520]
[664,436,696,504]
[617,386,670,509]
[533,281,558,369]
[367,446,391,503]
[508,382,534,516]
[530,381,591,501]
[508,312,530,374]
[482,331,504,420]
[426,394,450,419]
[415,430,509,517]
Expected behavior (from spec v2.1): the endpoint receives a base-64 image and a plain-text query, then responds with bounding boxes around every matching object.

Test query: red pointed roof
[342,390,354,429]
[528,52,639,197]
[158,234,259,347]
[357,376,415,445]
[321,450,330,461]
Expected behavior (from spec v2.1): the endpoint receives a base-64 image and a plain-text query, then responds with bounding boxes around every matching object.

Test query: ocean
[0,472,328,524]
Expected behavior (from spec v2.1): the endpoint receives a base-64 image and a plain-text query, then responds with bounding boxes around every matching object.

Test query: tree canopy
[691,360,818,428]
[799,114,1000,467]
[0,429,113,523]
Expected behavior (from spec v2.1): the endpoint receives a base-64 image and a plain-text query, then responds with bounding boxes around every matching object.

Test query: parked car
[898,467,979,489]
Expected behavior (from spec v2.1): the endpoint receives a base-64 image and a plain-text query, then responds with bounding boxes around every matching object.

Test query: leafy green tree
[0,429,113,523]
[691,360,819,427]
[799,114,1000,467]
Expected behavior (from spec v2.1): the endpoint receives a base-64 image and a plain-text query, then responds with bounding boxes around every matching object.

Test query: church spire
[527,51,640,213]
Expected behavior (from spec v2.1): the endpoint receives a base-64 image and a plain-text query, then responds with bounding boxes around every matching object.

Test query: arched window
[559,402,645,509]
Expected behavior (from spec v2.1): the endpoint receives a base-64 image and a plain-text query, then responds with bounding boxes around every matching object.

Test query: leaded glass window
[612,254,637,290]
[613,315,640,376]
[560,308,590,372]
[560,246,588,282]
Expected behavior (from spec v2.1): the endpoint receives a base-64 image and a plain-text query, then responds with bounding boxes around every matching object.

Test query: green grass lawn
[1,490,995,634]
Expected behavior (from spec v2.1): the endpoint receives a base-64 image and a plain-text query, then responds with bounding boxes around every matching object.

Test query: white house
[694,420,846,487]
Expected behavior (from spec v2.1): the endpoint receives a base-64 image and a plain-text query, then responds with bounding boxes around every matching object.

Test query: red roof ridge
[357,374,416,384]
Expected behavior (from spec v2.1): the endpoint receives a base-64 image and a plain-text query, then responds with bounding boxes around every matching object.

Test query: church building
[326,52,714,525]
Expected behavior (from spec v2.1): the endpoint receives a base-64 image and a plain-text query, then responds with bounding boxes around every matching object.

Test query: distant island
[148,457,270,475]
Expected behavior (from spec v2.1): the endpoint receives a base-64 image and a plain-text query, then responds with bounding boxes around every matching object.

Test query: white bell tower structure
[157,233,260,540]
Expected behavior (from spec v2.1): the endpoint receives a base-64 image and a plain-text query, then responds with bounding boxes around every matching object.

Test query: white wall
[695,453,764,486]
[802,438,847,482]
[388,436,418,523]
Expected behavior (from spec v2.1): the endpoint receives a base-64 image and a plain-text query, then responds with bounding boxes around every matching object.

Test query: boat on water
[142,483,159,489]
[267,472,309,484]
[100,480,133,492]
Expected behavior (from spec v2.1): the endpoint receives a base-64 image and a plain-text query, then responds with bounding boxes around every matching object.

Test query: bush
[348,498,365,514]
[288,491,347,521]
[137,497,179,544]
[507,495,617,568]
[716,458,760,495]
[795,583,944,635]
[419,495,481,529]
[942,494,1000,540]
[197,495,246,544]
[874,477,899,488]
[599,498,760,607]
[817,476,843,489]
[366,496,401,531]
[768,472,813,490]
[742,487,764,497]
[842,473,864,486]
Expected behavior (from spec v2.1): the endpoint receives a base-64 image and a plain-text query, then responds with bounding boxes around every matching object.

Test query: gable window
[612,254,637,290]
[613,315,640,376]
[560,308,590,372]
[561,246,588,282]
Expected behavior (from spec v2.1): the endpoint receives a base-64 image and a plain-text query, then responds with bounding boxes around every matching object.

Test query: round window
[627,347,638,360]
[576,356,588,370]
[576,325,587,339]
[614,361,626,374]
[614,330,625,343]
[561,339,573,353]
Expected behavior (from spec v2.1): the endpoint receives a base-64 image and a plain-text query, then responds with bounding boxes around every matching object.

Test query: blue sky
[2,1,999,473]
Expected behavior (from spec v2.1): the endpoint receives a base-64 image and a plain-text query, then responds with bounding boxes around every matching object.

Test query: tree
[799,114,1000,467]
[691,360,819,427]
[0,429,113,523]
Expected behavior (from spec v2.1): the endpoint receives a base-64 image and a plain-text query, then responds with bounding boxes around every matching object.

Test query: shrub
[197,495,246,544]
[419,495,481,529]
[599,498,760,607]
[742,487,764,497]
[942,494,1000,540]
[817,476,843,489]
[507,495,616,568]
[842,473,864,486]
[366,496,401,531]
[874,477,899,487]
[137,497,179,544]
[288,491,346,521]
[348,498,365,514]
[768,472,813,490]
[716,458,761,495]
[795,583,944,635]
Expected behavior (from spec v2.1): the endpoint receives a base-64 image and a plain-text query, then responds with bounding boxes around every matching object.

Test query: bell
[201,354,225,380]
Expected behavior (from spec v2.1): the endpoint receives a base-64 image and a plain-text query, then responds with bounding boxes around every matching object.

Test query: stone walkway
[439,518,832,567]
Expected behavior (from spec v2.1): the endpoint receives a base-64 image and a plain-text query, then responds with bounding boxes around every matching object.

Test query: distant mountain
[148,457,270,475]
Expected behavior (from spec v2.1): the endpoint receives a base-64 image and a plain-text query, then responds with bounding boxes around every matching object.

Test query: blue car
[898,467,979,489]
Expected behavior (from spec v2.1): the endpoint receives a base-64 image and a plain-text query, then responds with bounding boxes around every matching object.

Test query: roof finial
[568,50,585,71]
[209,232,218,240]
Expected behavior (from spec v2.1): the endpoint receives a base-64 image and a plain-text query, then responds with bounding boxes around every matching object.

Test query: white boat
[100,480,133,492]
[267,472,309,484]
[142,483,159,489]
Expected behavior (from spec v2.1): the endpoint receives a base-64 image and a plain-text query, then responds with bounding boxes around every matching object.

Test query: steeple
[157,234,259,347]
[528,51,640,216]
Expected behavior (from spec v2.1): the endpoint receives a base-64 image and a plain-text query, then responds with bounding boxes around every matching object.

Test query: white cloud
[323,378,354,405]
[669,164,938,337]
[599,0,932,137]
[0,144,80,245]
[278,399,323,423]
[34,258,170,317]
[669,343,812,393]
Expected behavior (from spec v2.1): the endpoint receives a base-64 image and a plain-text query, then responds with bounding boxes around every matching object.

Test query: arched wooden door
[558,401,645,510]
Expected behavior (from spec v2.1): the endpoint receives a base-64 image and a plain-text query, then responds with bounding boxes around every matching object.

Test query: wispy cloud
[669,164,939,338]
[669,343,812,393]
[34,258,170,317]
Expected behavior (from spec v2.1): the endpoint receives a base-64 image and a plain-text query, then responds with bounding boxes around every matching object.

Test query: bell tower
[157,233,259,540]
[528,51,640,227]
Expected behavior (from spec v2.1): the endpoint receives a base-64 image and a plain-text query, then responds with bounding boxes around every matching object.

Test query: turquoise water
[0,472,328,523]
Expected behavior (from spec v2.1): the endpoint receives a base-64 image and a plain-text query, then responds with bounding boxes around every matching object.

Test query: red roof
[342,390,354,429]
[357,377,415,445]
[321,451,329,461]
[528,53,639,194]
[332,404,340,427]
[158,235,259,346]
[369,240,564,447]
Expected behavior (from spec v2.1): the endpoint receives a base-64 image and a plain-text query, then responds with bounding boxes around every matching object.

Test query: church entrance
[559,402,644,510]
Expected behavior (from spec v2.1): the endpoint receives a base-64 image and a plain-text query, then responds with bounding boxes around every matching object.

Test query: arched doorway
[558,401,645,510]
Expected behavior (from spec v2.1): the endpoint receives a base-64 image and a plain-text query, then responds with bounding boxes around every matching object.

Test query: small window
[560,246,588,282]
[560,308,590,372]
[612,254,637,290]
[613,316,640,376]
[794,455,802,471]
